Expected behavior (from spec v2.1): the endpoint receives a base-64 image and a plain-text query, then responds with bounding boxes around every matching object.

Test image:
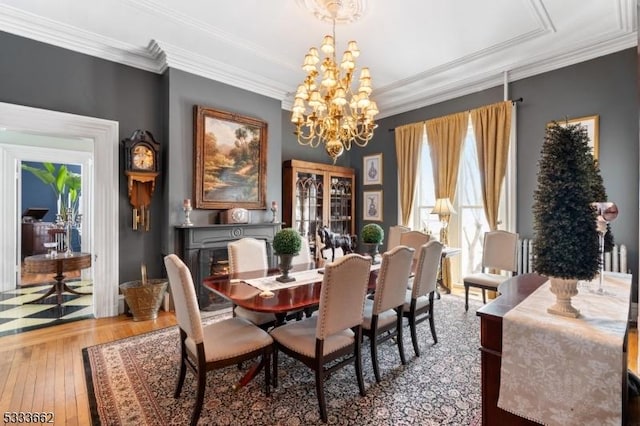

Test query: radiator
[517,238,628,275]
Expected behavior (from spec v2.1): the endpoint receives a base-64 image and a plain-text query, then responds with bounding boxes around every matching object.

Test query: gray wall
[162,68,284,254]
[351,48,638,296]
[281,110,353,166]
[0,31,164,282]
[1,29,637,297]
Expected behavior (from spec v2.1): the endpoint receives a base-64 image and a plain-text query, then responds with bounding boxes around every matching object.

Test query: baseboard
[118,294,125,315]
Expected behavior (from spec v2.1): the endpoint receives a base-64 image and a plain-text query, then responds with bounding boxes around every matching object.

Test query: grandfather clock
[122,130,160,231]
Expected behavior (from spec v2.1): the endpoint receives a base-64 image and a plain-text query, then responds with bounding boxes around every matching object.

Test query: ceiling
[0,0,636,118]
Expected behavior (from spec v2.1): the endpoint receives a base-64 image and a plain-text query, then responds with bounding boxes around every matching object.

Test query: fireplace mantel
[174,223,281,309]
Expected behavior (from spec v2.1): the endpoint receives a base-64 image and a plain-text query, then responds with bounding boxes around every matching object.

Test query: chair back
[228,237,268,273]
[316,254,371,340]
[291,236,313,266]
[411,241,444,299]
[400,231,431,260]
[482,230,519,272]
[164,254,204,344]
[373,245,414,315]
[387,225,410,251]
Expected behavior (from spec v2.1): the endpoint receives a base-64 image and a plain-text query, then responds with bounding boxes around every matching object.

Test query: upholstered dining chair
[291,236,313,267]
[270,254,372,423]
[362,245,414,383]
[164,254,274,426]
[463,230,519,312]
[386,225,410,251]
[399,230,431,260]
[403,240,443,357]
[399,230,432,289]
[228,237,276,328]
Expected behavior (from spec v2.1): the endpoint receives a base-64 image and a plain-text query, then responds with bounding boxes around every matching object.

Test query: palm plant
[22,162,81,217]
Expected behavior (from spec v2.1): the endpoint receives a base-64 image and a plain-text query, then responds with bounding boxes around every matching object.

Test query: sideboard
[476,273,629,425]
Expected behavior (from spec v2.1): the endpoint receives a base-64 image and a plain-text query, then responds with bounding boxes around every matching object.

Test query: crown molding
[149,40,290,101]
[1,1,636,119]
[126,0,299,73]
[375,30,637,119]
[0,4,161,73]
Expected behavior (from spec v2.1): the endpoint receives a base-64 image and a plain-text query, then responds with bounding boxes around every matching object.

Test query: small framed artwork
[193,106,267,209]
[363,153,383,185]
[363,190,383,221]
[548,115,599,159]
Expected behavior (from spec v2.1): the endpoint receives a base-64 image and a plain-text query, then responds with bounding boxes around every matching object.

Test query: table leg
[232,358,265,391]
[29,273,66,304]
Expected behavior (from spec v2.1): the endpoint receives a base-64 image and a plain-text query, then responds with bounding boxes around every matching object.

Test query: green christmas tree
[587,159,614,252]
[532,123,600,280]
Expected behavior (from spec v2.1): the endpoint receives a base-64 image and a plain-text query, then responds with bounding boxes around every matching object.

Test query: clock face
[132,145,154,170]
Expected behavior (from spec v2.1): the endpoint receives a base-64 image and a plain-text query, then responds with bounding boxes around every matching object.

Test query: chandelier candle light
[291,3,379,163]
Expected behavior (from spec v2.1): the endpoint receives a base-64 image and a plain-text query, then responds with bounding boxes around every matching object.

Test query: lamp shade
[431,198,456,215]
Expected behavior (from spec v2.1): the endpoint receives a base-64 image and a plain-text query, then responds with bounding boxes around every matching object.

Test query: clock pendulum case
[122,130,160,231]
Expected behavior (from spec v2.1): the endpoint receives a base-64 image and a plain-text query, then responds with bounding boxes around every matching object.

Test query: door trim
[0,102,119,317]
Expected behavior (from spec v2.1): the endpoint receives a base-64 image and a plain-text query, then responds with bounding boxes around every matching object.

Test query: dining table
[203,262,381,326]
[202,260,384,389]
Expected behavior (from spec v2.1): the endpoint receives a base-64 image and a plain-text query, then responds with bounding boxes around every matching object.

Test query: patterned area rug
[83,295,482,425]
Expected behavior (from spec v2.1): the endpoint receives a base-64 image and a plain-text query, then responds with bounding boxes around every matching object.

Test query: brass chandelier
[291,7,379,163]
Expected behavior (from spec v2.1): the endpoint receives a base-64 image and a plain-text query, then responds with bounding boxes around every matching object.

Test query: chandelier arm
[291,10,378,162]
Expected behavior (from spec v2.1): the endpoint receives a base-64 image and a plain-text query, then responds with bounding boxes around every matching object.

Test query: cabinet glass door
[329,176,352,235]
[294,172,324,242]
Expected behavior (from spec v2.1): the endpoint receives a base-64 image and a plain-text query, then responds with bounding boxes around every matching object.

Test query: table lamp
[431,198,456,244]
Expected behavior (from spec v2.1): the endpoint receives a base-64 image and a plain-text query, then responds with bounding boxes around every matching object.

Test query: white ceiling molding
[375,29,637,119]
[0,1,636,118]
[149,40,290,101]
[526,0,556,33]
[0,4,161,73]
[617,0,636,32]
[126,0,299,73]
[295,0,369,24]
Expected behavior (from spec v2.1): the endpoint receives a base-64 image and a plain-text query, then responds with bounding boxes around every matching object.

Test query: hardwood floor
[0,311,176,425]
[0,307,637,425]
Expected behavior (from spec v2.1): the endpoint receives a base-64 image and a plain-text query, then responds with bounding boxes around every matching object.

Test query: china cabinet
[283,160,355,253]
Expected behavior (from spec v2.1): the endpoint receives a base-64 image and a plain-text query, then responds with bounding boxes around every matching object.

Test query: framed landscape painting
[549,115,599,160]
[194,106,267,209]
[363,190,383,221]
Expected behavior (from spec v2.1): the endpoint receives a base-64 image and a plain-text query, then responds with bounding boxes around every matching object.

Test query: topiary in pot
[532,122,599,318]
[361,223,384,264]
[273,228,302,282]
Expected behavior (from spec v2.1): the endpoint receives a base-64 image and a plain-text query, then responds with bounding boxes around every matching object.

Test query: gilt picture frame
[363,190,383,221]
[363,153,383,186]
[194,106,267,209]
[548,115,599,160]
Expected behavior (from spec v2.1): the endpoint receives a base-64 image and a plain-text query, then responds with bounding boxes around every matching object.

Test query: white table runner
[498,272,631,426]
[243,263,381,293]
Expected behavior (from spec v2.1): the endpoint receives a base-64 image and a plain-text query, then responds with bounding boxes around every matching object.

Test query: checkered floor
[0,280,93,337]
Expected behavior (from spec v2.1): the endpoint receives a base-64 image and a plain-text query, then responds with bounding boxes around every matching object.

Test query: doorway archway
[0,102,119,317]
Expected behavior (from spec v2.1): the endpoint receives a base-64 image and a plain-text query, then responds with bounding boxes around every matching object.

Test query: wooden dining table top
[203,262,381,315]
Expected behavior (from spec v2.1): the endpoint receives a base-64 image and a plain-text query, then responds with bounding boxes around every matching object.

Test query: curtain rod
[387,98,524,132]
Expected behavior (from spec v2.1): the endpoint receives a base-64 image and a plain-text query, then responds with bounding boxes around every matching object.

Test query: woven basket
[119,279,168,321]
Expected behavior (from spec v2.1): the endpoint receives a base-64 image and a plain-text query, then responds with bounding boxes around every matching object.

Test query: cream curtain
[394,122,424,226]
[470,101,512,231]
[425,111,469,291]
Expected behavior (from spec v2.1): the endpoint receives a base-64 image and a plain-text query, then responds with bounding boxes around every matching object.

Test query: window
[412,118,503,285]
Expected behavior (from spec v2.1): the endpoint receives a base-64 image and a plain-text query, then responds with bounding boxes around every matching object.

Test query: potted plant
[361,223,384,264]
[22,162,81,219]
[532,122,600,318]
[273,228,302,283]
